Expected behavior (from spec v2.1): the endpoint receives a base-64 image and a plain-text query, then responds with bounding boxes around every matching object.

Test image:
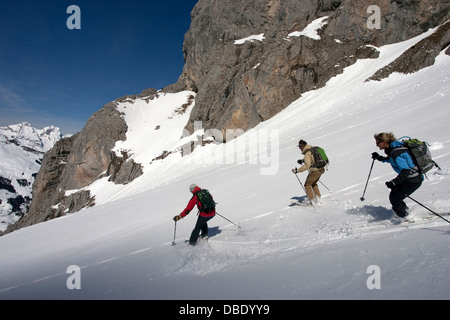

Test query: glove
[372,152,382,161]
[372,152,388,162]
[297,159,304,165]
[385,181,396,189]
[291,167,298,174]
[173,215,182,222]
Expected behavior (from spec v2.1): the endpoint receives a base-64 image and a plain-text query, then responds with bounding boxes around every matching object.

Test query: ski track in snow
[168,196,450,276]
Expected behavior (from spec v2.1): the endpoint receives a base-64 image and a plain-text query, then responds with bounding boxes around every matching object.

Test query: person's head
[189,184,198,193]
[374,132,395,150]
[298,139,307,151]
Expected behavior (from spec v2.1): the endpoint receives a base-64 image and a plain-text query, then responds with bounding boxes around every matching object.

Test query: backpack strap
[389,144,420,177]
[305,148,315,165]
[389,145,408,160]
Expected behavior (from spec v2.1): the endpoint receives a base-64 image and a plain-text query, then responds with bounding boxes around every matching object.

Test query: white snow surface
[287,16,329,40]
[1,28,450,300]
[235,33,266,45]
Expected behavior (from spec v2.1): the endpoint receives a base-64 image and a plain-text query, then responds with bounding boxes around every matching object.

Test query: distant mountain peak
[0,122,62,153]
[0,122,62,232]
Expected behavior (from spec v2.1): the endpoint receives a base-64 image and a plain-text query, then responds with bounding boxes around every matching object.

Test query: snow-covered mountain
[0,122,62,231]
[0,28,449,301]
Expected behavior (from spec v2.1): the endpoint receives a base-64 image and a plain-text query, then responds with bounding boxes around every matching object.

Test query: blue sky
[0,0,198,134]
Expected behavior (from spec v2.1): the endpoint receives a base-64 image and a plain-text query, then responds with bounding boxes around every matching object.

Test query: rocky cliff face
[3,102,142,234]
[173,0,449,134]
[4,0,449,234]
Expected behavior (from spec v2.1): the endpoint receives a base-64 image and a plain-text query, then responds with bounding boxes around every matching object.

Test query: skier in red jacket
[173,184,215,246]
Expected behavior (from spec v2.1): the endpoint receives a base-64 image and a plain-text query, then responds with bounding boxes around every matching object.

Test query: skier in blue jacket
[372,132,423,218]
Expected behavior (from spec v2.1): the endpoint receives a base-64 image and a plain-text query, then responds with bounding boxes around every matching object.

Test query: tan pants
[304,168,325,200]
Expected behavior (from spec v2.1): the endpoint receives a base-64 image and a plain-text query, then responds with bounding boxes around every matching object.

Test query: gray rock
[3,134,76,234]
[3,101,143,234]
[175,0,450,133]
[367,20,450,81]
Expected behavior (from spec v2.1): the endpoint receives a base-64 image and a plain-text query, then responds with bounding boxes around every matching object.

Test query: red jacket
[180,186,216,218]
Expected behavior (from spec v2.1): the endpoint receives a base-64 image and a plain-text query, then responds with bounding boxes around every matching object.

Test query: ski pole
[293,172,316,209]
[171,220,177,246]
[318,178,332,194]
[216,211,242,229]
[360,159,375,201]
[405,195,450,224]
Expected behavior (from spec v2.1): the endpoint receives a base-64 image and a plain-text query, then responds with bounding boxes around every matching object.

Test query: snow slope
[0,28,449,300]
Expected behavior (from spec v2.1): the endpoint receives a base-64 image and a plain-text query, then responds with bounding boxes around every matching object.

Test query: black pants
[389,178,422,218]
[189,215,214,245]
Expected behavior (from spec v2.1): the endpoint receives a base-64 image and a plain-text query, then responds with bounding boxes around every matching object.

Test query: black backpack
[196,189,216,212]
[309,146,329,169]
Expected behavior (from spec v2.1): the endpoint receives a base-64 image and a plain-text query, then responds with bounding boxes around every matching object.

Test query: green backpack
[309,146,329,169]
[196,189,216,212]
[398,136,441,175]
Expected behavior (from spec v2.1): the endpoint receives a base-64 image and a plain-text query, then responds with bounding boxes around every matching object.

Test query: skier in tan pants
[292,139,325,204]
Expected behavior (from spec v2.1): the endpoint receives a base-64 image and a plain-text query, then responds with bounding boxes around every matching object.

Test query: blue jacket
[382,141,415,173]
[382,140,422,183]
